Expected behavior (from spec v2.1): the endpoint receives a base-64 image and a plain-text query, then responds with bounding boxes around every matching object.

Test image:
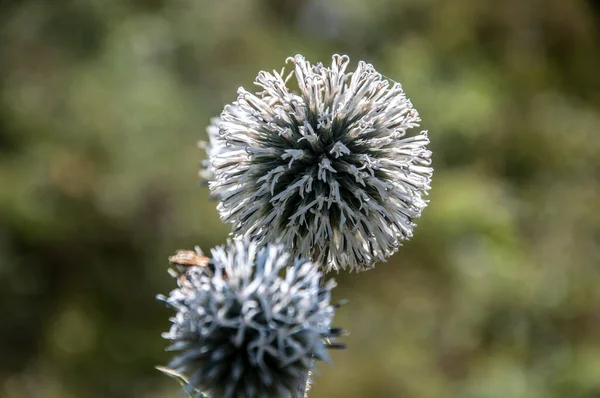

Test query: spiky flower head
[198,117,226,183]
[158,240,343,398]
[204,54,433,272]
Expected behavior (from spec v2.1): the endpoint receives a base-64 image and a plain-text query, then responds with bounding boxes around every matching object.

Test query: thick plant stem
[295,368,311,398]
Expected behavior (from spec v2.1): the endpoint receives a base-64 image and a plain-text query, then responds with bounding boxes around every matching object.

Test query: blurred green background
[1,0,600,397]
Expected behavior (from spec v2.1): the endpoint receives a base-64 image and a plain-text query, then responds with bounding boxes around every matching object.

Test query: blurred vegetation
[1,0,600,397]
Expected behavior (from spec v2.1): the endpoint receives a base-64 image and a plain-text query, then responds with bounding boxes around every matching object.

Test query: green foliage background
[1,0,599,397]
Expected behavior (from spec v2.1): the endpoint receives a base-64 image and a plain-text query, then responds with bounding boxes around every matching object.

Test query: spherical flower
[158,240,343,398]
[198,117,226,183]
[203,54,433,272]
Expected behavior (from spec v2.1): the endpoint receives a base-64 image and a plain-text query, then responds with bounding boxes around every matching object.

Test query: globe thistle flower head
[158,239,343,398]
[198,117,225,183]
[205,54,433,272]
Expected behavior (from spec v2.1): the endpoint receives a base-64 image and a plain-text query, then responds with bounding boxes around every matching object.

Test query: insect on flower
[169,247,211,268]
[158,239,344,398]
[168,247,219,282]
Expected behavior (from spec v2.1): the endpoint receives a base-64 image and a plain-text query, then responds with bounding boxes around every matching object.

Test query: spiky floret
[205,54,433,272]
[158,240,343,398]
[199,117,225,183]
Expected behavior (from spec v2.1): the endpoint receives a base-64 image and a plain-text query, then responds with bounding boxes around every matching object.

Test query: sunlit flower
[203,54,433,271]
[198,117,225,183]
[158,240,343,398]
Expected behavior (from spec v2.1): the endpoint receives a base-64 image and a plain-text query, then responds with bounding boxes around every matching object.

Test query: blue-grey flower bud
[158,240,343,398]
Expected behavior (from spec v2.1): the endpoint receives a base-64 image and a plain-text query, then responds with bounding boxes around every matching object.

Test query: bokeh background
[1,0,600,397]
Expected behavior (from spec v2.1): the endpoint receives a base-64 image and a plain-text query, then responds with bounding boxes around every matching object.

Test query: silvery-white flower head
[198,117,225,183]
[204,54,433,272]
[158,240,343,398]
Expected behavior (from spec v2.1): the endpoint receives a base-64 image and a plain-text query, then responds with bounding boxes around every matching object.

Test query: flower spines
[159,240,343,398]
[207,54,432,272]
